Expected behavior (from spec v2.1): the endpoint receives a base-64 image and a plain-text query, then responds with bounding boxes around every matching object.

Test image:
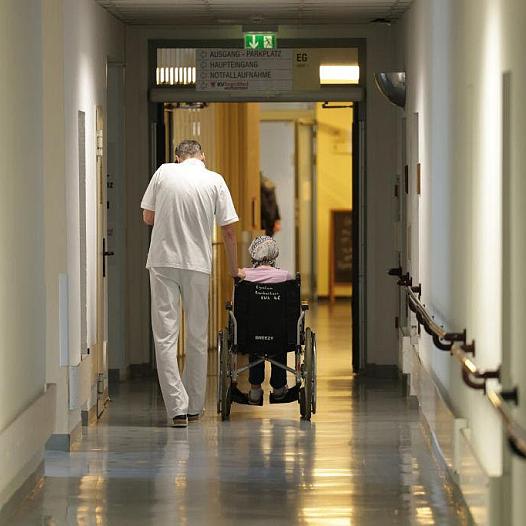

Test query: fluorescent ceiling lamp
[155,66,196,85]
[320,65,360,85]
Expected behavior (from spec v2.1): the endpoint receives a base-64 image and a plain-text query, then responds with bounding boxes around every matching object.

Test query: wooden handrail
[487,389,526,459]
[389,268,526,460]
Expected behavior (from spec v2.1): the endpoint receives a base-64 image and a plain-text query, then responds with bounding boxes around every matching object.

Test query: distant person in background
[260,174,281,237]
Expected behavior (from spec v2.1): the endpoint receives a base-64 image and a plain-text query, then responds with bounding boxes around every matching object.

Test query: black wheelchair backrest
[233,279,301,354]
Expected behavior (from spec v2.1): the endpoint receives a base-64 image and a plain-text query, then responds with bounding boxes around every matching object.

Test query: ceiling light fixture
[320,65,360,85]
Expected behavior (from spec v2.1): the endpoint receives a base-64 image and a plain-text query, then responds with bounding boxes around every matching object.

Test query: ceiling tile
[95,0,412,25]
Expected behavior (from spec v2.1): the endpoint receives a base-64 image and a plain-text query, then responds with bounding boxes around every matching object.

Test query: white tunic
[141,159,238,274]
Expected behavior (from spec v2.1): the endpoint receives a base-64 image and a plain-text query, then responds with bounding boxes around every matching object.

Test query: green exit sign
[244,32,277,49]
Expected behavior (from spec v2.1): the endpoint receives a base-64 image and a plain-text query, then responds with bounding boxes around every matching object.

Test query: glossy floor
[8,302,473,525]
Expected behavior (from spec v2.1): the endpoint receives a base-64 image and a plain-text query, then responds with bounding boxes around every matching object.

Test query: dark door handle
[102,238,114,277]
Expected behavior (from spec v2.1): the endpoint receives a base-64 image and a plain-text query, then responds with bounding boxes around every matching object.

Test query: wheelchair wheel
[299,387,307,419]
[220,329,232,421]
[216,332,222,414]
[302,328,315,420]
[311,331,317,414]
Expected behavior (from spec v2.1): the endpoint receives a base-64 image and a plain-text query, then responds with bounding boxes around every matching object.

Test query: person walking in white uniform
[141,139,242,428]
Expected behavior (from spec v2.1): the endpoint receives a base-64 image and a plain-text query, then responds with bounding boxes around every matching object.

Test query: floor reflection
[7,301,472,525]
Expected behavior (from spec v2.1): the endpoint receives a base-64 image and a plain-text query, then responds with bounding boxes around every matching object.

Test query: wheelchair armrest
[225,301,233,311]
[301,302,309,311]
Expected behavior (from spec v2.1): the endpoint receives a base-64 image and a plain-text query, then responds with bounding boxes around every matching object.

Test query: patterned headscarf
[248,236,279,267]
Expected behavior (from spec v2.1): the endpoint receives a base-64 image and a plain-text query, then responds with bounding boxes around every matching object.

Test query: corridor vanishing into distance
[9,303,472,525]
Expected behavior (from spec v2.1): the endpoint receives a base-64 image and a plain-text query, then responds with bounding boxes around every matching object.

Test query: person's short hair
[175,139,203,160]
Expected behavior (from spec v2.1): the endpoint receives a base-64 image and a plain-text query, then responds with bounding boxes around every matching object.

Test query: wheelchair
[217,273,316,421]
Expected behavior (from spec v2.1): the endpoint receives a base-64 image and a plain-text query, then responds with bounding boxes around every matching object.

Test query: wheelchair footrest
[231,385,250,405]
[269,384,300,404]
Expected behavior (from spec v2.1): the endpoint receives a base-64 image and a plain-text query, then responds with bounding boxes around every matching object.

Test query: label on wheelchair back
[254,284,281,301]
[255,335,274,341]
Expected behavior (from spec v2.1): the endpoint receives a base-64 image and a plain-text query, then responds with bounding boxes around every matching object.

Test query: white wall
[43,0,69,440]
[398,0,526,523]
[60,0,124,418]
[0,0,49,507]
[0,0,126,472]
[498,2,526,523]
[43,0,126,442]
[125,23,400,368]
[0,0,45,432]
[63,0,125,365]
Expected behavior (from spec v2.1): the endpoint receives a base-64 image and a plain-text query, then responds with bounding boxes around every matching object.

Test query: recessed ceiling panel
[95,0,412,25]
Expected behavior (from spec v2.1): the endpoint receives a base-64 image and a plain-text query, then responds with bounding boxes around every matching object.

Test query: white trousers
[149,267,209,418]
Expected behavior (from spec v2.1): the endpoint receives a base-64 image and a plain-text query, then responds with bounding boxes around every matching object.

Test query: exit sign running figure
[244,33,277,49]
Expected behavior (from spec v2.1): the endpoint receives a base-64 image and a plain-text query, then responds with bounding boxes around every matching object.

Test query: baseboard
[315,296,352,302]
[108,368,120,383]
[408,347,496,525]
[398,371,418,402]
[0,384,56,511]
[418,413,475,523]
[108,366,130,383]
[0,457,44,524]
[45,421,82,452]
[129,363,154,378]
[362,363,399,378]
[81,403,98,427]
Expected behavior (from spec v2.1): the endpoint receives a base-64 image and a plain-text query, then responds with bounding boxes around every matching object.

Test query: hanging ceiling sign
[196,48,294,92]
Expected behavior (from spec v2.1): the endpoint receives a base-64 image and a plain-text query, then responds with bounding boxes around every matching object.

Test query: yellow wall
[214,103,260,233]
[213,103,261,320]
[316,103,353,297]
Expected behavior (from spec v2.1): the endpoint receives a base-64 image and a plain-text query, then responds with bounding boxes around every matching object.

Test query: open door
[95,105,110,418]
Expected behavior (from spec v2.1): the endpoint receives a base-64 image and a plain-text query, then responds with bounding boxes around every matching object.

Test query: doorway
[257,103,356,379]
[95,105,109,417]
[140,39,366,373]
[106,63,127,383]
[260,120,296,274]
[152,100,360,371]
[258,102,354,302]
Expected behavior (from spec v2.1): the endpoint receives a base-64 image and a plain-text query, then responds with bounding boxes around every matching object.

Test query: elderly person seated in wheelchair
[239,235,299,405]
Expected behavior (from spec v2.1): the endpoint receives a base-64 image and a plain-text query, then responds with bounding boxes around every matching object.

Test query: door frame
[95,105,109,417]
[352,103,365,372]
[147,38,367,372]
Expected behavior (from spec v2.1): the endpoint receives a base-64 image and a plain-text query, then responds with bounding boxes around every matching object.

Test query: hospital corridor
[1,0,526,525]
[8,302,471,525]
